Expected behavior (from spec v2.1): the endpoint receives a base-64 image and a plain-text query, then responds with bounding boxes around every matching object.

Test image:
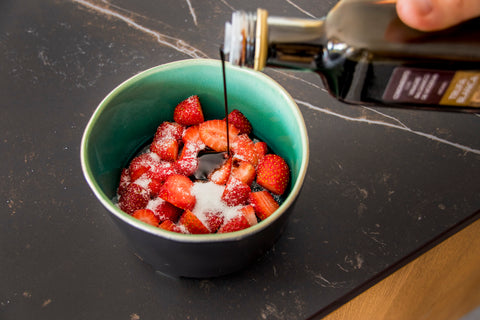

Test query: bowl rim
[80,58,309,243]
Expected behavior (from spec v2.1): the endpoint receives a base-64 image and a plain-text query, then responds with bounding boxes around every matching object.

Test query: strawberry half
[175,144,199,177]
[159,174,196,210]
[231,134,258,166]
[118,168,131,196]
[227,109,252,135]
[204,211,224,233]
[217,205,257,233]
[199,119,240,152]
[146,197,183,222]
[132,209,160,227]
[179,209,210,234]
[231,160,256,186]
[128,152,160,181]
[118,183,150,214]
[254,141,268,161]
[256,154,290,195]
[182,125,205,149]
[249,190,280,220]
[208,157,232,185]
[173,95,204,126]
[158,220,183,233]
[221,177,251,207]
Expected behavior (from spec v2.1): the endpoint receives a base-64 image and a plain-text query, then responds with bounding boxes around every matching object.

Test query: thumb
[396,0,480,31]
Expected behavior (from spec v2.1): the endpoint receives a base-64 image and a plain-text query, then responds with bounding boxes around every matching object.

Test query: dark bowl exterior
[109,197,299,278]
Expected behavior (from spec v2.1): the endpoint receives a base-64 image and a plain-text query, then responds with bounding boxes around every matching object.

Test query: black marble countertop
[1,0,479,319]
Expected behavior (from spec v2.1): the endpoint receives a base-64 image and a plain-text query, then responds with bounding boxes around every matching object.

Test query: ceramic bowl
[80,59,309,278]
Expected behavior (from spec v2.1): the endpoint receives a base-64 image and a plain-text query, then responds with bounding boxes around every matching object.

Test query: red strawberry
[173,95,204,126]
[240,205,258,226]
[248,190,280,220]
[231,134,258,166]
[182,125,205,149]
[118,183,150,214]
[148,160,177,183]
[150,138,178,162]
[208,157,232,185]
[146,197,183,222]
[179,209,210,234]
[132,209,160,227]
[221,177,251,206]
[175,155,199,177]
[158,220,183,233]
[175,143,200,176]
[254,141,268,160]
[199,119,239,152]
[159,174,196,210]
[204,211,224,233]
[150,122,184,161]
[256,154,290,195]
[227,109,252,135]
[118,168,131,196]
[217,206,256,233]
[153,121,184,141]
[128,152,160,181]
[231,160,256,186]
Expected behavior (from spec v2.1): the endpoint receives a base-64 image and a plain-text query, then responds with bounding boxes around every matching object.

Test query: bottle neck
[223,9,326,71]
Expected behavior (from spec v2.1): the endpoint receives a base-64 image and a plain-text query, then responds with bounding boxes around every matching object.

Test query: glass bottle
[222,0,480,112]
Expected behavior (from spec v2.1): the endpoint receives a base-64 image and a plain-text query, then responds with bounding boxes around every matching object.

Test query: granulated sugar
[191,181,242,226]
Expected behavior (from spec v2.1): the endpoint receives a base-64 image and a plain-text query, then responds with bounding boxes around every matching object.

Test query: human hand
[396,0,480,31]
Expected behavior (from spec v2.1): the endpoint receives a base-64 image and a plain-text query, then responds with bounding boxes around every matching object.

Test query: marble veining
[71,0,480,158]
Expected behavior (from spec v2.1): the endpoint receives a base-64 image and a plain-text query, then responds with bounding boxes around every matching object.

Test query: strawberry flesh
[199,119,239,152]
[132,209,160,227]
[249,190,280,220]
[159,174,196,210]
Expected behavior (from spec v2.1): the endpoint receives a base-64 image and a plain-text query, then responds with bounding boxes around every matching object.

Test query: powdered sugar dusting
[191,181,242,226]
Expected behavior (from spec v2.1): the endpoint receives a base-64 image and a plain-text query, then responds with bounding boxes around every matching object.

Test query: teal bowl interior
[81,58,309,243]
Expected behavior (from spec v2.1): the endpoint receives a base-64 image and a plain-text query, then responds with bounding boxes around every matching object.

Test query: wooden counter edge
[323,217,480,320]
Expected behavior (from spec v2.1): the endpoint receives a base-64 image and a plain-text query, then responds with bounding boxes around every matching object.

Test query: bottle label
[382,67,480,107]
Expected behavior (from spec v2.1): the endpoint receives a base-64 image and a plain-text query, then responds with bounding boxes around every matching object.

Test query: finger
[396,0,480,31]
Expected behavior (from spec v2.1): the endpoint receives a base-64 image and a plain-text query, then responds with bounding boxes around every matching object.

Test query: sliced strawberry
[256,154,290,195]
[146,197,183,222]
[118,183,149,214]
[231,160,256,186]
[128,152,160,181]
[217,206,256,233]
[204,211,224,233]
[182,125,205,149]
[118,168,131,196]
[221,177,251,207]
[175,155,199,177]
[199,119,239,152]
[132,209,160,227]
[150,138,179,162]
[153,121,184,142]
[227,109,252,135]
[254,141,268,161]
[159,174,196,210]
[148,160,177,183]
[208,157,232,185]
[173,95,204,126]
[158,220,183,233]
[249,190,280,220]
[178,209,210,234]
[231,134,258,166]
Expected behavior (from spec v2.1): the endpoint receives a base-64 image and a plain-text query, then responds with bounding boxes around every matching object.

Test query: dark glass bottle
[222,0,480,112]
